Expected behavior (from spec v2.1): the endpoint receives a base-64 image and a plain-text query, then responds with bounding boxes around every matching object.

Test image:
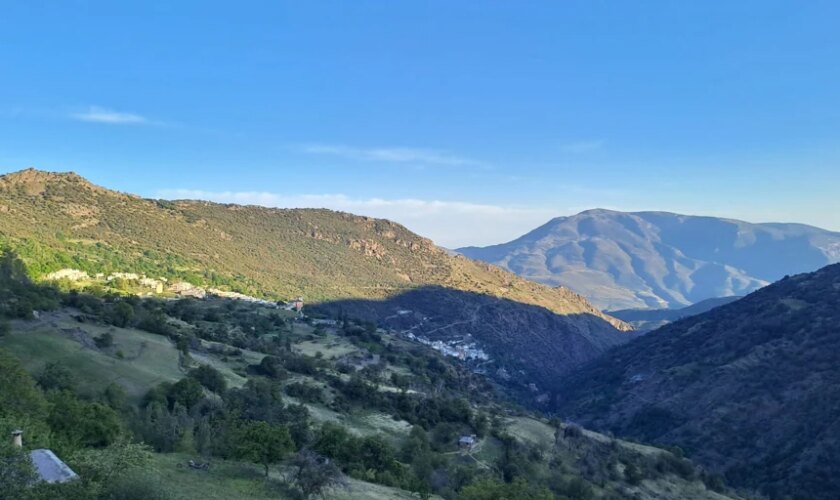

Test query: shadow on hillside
[310,286,631,388]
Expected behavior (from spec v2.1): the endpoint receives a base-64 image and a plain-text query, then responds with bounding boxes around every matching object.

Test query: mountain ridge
[458,208,840,310]
[550,263,840,499]
[608,296,742,332]
[0,168,630,391]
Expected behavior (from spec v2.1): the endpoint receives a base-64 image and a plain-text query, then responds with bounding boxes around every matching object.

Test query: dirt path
[401,305,483,337]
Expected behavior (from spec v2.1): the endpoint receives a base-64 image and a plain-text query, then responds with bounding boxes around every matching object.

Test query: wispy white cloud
[155,189,554,247]
[298,143,487,168]
[559,139,605,153]
[71,106,149,125]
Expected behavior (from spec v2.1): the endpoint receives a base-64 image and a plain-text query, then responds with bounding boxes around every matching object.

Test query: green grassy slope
[150,453,423,500]
[4,310,253,401]
[1,302,738,500]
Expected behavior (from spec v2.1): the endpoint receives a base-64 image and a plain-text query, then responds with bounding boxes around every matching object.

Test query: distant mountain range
[458,209,840,310]
[550,263,840,499]
[0,169,630,390]
[608,296,742,332]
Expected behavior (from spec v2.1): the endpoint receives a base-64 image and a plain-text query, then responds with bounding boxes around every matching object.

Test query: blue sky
[1,1,839,247]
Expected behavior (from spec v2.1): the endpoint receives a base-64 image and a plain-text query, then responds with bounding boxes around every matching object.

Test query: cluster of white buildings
[44,269,166,293]
[42,268,289,306]
[207,288,276,307]
[107,272,140,281]
[404,332,489,361]
[311,318,339,326]
[44,268,89,281]
[167,281,206,298]
[108,273,167,294]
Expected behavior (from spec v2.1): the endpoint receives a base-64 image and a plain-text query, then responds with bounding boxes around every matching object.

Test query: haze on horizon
[1,1,839,247]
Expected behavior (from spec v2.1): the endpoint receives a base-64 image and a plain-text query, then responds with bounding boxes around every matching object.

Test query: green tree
[167,377,205,410]
[0,319,10,337]
[188,365,227,394]
[111,277,130,292]
[358,435,395,473]
[0,250,29,283]
[109,302,135,328]
[0,349,48,420]
[624,462,643,485]
[47,392,123,451]
[37,362,78,393]
[291,450,347,499]
[94,331,115,349]
[255,355,286,379]
[235,421,294,477]
[143,383,173,408]
[313,423,356,463]
[68,441,153,484]
[102,383,128,411]
[561,477,594,500]
[0,445,38,500]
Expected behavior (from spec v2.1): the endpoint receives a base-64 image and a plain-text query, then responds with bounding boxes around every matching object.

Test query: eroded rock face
[348,239,388,259]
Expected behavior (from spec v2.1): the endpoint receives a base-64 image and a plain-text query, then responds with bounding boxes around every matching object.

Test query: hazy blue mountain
[608,296,742,332]
[458,209,840,310]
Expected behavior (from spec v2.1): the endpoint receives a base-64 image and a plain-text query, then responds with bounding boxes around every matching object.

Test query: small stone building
[458,434,477,449]
[11,430,79,484]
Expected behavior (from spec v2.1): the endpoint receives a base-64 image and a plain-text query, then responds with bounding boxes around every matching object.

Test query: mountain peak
[577,208,620,216]
[2,167,84,182]
[0,168,109,195]
[459,210,840,310]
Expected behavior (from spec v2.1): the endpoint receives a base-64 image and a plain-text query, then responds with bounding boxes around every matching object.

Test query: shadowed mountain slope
[551,264,840,499]
[0,168,630,387]
[458,209,840,310]
[314,287,627,391]
[608,296,742,332]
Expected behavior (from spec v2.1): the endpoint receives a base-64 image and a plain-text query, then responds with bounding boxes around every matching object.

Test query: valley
[607,297,742,333]
[0,252,733,499]
[1,170,838,499]
[3,5,838,499]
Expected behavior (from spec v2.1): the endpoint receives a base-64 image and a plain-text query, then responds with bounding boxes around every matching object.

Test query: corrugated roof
[30,449,78,483]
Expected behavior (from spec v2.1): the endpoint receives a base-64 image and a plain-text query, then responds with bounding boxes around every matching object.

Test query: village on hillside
[43,268,496,370]
[43,268,305,312]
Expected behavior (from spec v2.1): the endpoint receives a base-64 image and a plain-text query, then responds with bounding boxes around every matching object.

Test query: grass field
[505,415,667,457]
[3,310,255,401]
[502,416,733,500]
[150,453,423,500]
[294,336,358,359]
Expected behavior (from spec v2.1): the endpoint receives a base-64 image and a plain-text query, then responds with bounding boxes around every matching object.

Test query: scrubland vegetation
[0,250,734,499]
